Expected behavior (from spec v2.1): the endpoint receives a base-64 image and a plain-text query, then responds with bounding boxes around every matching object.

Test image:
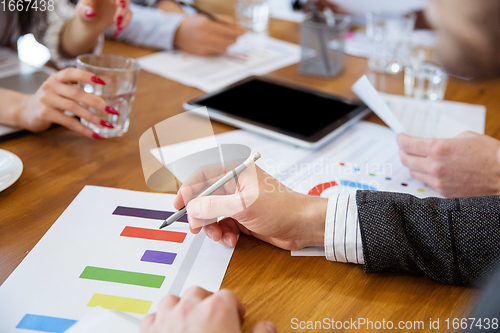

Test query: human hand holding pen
[174,14,245,56]
[173,165,327,251]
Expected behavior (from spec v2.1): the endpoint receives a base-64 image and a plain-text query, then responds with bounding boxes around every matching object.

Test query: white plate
[0,149,23,192]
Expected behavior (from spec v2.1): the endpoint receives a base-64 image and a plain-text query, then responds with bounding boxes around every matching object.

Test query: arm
[356,190,500,286]
[0,69,118,139]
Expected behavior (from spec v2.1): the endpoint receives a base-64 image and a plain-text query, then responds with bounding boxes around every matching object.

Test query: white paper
[137,33,301,93]
[66,307,140,333]
[0,186,235,333]
[152,118,485,257]
[352,75,407,134]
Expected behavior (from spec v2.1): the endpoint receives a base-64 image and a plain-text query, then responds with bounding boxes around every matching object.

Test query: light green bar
[80,266,165,288]
[87,293,152,314]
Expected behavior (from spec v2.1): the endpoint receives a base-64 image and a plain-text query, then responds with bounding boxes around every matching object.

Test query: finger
[54,68,107,86]
[41,93,105,128]
[252,321,277,333]
[218,218,240,247]
[77,0,98,20]
[210,21,245,39]
[213,289,245,320]
[456,130,480,138]
[182,286,214,301]
[53,82,114,122]
[399,149,430,173]
[43,108,98,139]
[408,169,437,188]
[397,134,435,157]
[204,223,223,242]
[186,194,245,220]
[139,313,156,330]
[187,213,217,229]
[157,294,180,311]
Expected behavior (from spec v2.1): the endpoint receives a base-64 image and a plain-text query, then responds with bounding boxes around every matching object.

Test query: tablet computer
[184,77,369,149]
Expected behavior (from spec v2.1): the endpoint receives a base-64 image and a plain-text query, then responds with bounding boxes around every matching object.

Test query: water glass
[299,13,351,77]
[235,0,270,33]
[366,11,416,74]
[404,47,448,100]
[76,54,140,138]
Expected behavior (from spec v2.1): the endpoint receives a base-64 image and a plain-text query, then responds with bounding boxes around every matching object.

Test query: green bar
[80,266,165,288]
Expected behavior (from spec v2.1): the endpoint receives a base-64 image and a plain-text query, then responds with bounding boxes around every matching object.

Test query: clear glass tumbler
[298,13,351,77]
[235,0,270,33]
[366,11,416,74]
[404,46,448,100]
[76,54,140,138]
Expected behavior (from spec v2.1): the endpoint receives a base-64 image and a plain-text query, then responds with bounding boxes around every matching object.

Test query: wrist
[293,193,327,248]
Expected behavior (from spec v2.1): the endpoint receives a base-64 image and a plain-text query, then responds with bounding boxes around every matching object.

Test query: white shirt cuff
[324,193,364,264]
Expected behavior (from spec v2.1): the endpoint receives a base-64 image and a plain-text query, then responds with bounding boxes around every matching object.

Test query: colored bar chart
[113,206,188,223]
[79,266,165,288]
[141,250,177,265]
[87,294,152,315]
[120,226,187,243]
[16,314,77,333]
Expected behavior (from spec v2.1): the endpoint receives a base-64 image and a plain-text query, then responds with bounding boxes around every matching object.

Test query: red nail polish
[119,0,126,8]
[91,76,105,85]
[105,106,120,116]
[113,28,122,38]
[84,9,97,17]
[117,16,123,26]
[100,120,115,129]
[92,133,104,140]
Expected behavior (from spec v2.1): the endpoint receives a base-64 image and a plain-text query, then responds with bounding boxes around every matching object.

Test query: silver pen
[160,152,261,229]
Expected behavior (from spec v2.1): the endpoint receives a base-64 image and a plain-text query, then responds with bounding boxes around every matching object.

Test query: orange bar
[120,226,186,243]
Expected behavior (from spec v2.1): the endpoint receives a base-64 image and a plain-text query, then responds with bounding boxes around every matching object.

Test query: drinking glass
[76,54,140,138]
[404,46,448,100]
[235,0,270,33]
[366,11,416,74]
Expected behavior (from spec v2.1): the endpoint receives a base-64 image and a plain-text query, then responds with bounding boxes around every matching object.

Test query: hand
[18,68,119,139]
[398,131,500,197]
[139,287,276,333]
[174,15,245,56]
[76,0,132,37]
[173,165,327,251]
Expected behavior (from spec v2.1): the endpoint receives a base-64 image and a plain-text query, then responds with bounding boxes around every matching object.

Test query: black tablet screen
[195,79,359,138]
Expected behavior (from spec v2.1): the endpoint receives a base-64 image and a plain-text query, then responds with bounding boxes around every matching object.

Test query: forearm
[0,88,27,128]
[60,18,102,58]
[356,190,500,286]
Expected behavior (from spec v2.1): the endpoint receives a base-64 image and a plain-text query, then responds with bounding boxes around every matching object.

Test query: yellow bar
[87,293,152,315]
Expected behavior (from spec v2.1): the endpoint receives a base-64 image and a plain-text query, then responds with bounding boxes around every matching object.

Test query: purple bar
[141,250,177,265]
[113,206,188,223]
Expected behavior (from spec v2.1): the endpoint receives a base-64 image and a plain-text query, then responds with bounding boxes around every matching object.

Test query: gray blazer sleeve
[356,191,500,287]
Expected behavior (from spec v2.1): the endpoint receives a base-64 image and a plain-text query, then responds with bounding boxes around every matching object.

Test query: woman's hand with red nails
[14,68,117,139]
[76,0,132,35]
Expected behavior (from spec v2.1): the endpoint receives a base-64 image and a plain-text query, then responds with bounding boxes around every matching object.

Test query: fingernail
[105,106,120,116]
[223,235,233,246]
[84,8,97,17]
[206,226,214,240]
[119,0,126,8]
[92,133,104,140]
[91,76,105,85]
[117,16,123,26]
[100,120,114,129]
[190,201,200,217]
[113,27,122,38]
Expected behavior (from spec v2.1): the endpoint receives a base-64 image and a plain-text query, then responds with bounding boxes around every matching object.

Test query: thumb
[186,193,245,219]
[252,321,277,333]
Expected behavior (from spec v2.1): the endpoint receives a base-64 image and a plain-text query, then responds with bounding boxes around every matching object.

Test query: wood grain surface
[2,5,500,332]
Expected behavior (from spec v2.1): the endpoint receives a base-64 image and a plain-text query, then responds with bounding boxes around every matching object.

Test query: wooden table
[3,15,500,333]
